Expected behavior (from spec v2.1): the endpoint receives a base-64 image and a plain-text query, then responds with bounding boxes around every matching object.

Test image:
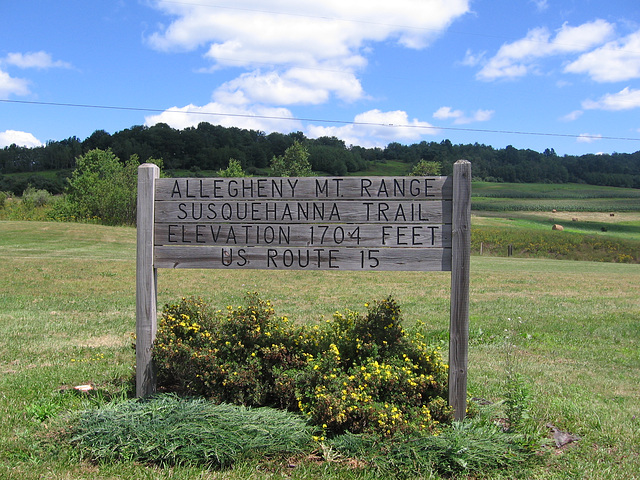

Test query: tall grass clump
[329,418,540,479]
[70,394,313,468]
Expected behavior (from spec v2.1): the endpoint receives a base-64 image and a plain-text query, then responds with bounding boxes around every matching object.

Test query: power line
[2,98,639,143]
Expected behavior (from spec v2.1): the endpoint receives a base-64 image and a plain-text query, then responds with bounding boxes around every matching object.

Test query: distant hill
[1,122,639,195]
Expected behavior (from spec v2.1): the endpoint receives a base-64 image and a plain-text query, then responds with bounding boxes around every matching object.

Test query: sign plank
[154,245,452,271]
[155,176,452,201]
[154,223,452,248]
[154,200,451,224]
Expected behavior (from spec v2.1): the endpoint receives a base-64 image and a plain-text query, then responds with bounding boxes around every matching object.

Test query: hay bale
[552,224,564,231]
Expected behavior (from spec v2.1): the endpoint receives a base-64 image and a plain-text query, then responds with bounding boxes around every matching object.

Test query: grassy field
[0,220,639,479]
[472,181,640,212]
[469,182,640,263]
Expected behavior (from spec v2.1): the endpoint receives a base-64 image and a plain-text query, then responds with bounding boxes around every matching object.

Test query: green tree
[410,159,442,176]
[269,140,312,177]
[217,158,247,177]
[64,148,162,225]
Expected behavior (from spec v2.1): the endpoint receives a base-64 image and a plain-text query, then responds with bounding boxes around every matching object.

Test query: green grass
[1,220,639,478]
[346,160,412,176]
[1,170,71,182]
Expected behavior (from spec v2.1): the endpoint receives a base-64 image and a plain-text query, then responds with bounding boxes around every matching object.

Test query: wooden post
[136,163,159,397]
[449,160,471,421]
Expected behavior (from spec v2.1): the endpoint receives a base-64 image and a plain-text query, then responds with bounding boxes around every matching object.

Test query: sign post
[136,160,471,416]
[136,162,159,398]
[449,160,471,421]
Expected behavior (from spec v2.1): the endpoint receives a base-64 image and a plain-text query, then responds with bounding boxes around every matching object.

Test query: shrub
[153,294,451,437]
[21,186,53,209]
[411,159,442,176]
[0,188,57,221]
[0,190,9,209]
[217,158,247,177]
[154,294,309,408]
[270,140,312,177]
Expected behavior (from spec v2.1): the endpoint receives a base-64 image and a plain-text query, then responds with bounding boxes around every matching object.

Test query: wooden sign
[136,161,471,420]
[152,176,453,271]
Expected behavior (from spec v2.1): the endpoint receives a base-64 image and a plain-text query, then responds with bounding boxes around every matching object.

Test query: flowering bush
[153,293,451,436]
[154,294,307,408]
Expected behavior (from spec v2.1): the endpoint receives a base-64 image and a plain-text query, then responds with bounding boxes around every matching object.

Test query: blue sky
[1,0,639,156]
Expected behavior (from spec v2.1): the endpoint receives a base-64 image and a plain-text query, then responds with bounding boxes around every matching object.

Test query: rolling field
[472,181,640,212]
[470,182,640,263]
[0,220,639,479]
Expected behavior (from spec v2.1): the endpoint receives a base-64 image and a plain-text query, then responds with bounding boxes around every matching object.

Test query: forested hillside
[1,122,639,194]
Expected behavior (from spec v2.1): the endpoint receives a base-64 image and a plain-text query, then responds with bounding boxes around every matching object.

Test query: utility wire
[2,98,640,143]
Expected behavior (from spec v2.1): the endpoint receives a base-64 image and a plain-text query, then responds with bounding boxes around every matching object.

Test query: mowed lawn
[0,220,639,479]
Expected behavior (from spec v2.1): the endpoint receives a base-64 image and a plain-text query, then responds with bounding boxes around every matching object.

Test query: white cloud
[212,68,364,106]
[0,69,30,97]
[148,0,470,55]
[564,30,640,82]
[576,133,602,143]
[307,109,438,148]
[147,0,469,108]
[433,106,464,121]
[433,106,494,124]
[468,109,494,123]
[3,51,71,69]
[0,51,71,98]
[146,105,440,149]
[144,102,302,133]
[530,0,548,11]
[582,87,640,111]
[0,130,43,148]
[475,20,615,81]
[561,110,583,121]
[144,1,470,146]
[460,49,485,67]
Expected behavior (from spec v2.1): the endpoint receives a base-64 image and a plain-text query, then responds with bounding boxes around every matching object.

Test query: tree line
[1,122,639,194]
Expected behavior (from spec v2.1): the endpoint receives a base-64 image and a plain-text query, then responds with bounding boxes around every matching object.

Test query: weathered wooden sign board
[136,160,471,419]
